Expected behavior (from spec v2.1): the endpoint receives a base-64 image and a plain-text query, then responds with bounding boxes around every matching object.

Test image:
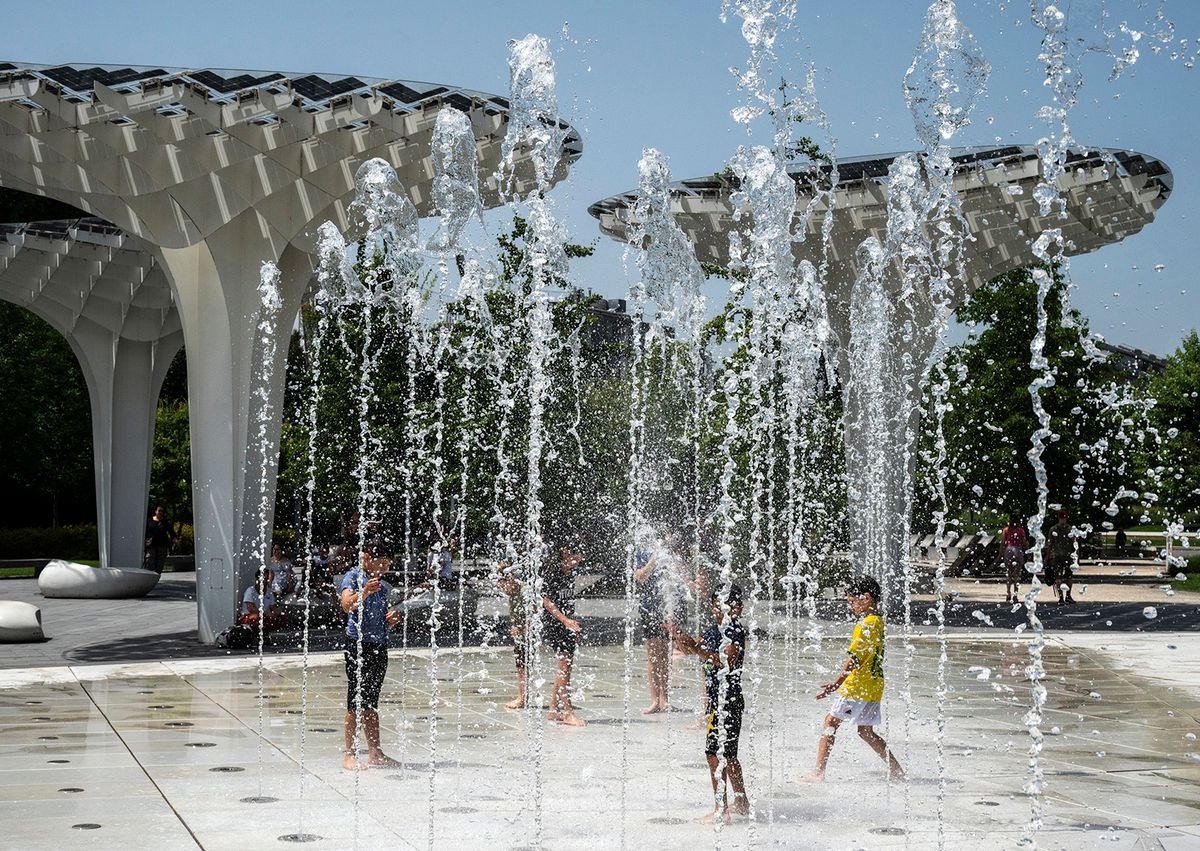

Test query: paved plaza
[0,629,1198,849]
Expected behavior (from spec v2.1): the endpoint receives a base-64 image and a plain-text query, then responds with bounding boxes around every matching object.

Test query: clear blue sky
[8,0,1198,354]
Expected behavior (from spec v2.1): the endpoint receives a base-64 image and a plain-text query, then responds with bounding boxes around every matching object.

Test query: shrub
[0,524,99,560]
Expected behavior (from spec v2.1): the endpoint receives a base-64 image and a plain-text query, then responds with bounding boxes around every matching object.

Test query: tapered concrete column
[68,327,182,569]
[157,233,310,643]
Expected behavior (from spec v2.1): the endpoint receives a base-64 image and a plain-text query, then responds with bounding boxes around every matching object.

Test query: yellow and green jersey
[839,613,885,702]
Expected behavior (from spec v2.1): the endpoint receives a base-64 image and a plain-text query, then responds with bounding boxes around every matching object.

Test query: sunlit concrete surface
[0,634,1197,849]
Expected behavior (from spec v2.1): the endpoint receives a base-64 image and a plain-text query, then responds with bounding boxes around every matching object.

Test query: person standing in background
[144,505,174,574]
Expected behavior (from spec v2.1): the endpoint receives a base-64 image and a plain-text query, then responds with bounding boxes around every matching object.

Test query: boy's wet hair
[845,575,881,601]
[712,582,744,606]
[362,536,390,558]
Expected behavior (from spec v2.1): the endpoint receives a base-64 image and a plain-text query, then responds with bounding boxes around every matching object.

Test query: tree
[915,265,1159,534]
[1148,331,1200,520]
[0,302,93,526]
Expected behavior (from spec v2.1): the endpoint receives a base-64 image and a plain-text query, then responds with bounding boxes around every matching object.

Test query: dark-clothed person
[145,507,172,574]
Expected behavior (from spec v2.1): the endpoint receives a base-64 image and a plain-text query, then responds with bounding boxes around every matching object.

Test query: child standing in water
[668,582,749,823]
[803,575,903,782]
[339,539,402,771]
[496,563,528,710]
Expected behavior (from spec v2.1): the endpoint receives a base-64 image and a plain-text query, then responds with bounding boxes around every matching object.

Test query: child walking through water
[804,575,903,782]
[668,582,749,823]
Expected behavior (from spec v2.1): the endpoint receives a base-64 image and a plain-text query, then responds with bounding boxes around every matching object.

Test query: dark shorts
[543,621,577,657]
[636,607,666,643]
[344,638,388,711]
[512,632,528,669]
[705,694,745,759]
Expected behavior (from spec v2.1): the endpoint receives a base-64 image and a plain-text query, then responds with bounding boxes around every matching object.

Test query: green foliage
[0,524,99,559]
[148,399,193,546]
[1148,331,1200,518]
[0,302,93,527]
[275,216,619,561]
[915,265,1161,533]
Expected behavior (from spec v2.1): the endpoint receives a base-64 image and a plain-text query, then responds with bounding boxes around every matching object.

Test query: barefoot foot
[342,754,368,771]
[796,771,825,784]
[367,752,402,768]
[505,698,526,710]
[559,711,587,727]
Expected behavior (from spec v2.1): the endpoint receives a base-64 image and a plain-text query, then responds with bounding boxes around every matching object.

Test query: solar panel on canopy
[290,75,367,102]
[41,66,167,92]
[187,70,285,94]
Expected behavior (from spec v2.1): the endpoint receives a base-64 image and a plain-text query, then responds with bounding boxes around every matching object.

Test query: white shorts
[829,696,882,727]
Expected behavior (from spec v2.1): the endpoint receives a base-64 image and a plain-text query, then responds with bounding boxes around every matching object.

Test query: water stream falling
[498,33,571,846]
[900,2,990,841]
[250,262,284,806]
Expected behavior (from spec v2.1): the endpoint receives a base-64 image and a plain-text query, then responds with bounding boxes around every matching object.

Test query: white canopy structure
[591,145,1171,596]
[0,63,581,641]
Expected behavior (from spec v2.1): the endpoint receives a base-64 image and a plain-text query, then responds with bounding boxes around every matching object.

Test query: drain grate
[241,796,279,804]
[57,788,84,794]
[869,827,907,836]
[71,824,101,830]
[46,759,70,764]
[278,834,322,843]
[210,766,245,773]
[185,742,217,748]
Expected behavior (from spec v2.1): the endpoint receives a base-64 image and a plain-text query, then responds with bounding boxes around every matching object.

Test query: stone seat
[38,560,160,599]
[0,600,45,641]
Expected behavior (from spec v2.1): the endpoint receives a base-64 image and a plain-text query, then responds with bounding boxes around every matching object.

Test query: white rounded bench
[38,560,160,599]
[0,600,45,642]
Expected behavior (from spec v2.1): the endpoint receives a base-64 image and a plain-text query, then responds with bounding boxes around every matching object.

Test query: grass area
[1171,557,1200,593]
[0,566,33,579]
[1173,573,1200,593]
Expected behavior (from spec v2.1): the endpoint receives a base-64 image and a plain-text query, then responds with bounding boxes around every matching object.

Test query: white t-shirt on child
[242,586,275,615]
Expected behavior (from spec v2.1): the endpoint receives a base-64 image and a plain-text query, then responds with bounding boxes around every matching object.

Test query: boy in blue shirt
[667,582,749,823]
[339,539,402,771]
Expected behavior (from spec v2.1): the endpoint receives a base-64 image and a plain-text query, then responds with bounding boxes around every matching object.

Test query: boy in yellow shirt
[803,575,903,782]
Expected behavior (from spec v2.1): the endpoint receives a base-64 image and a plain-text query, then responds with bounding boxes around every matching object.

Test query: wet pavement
[0,632,1197,849]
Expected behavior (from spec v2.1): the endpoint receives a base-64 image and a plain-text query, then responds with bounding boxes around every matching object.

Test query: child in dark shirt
[541,542,585,726]
[497,563,528,710]
[667,582,749,823]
